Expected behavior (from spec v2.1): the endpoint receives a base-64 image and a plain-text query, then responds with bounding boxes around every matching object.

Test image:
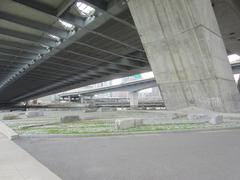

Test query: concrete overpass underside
[0,0,150,104]
[0,0,239,112]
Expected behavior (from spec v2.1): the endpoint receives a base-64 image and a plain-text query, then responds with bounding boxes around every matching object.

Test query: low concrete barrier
[2,113,21,120]
[60,116,80,123]
[115,118,143,130]
[26,111,44,118]
[97,107,117,112]
[0,121,18,140]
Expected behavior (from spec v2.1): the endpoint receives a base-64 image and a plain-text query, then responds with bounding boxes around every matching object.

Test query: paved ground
[0,132,61,180]
[15,129,240,180]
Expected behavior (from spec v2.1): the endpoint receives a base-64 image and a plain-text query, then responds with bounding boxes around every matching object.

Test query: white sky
[228,54,240,63]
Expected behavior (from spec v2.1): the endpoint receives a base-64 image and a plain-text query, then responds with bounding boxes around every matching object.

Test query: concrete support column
[80,96,84,104]
[238,76,240,93]
[128,0,240,112]
[129,92,139,109]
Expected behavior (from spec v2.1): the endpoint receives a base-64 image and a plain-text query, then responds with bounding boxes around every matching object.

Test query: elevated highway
[59,78,157,98]
[0,0,239,111]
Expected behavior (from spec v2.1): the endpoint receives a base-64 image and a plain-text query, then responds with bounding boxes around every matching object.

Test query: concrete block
[0,121,19,140]
[115,118,143,130]
[187,114,210,122]
[135,119,143,126]
[85,108,98,113]
[60,116,80,123]
[2,114,20,120]
[26,111,44,118]
[209,114,223,125]
[97,107,117,112]
[143,112,184,125]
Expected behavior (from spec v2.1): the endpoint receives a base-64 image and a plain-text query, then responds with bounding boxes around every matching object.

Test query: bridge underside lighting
[58,19,75,31]
[48,34,61,41]
[76,2,95,17]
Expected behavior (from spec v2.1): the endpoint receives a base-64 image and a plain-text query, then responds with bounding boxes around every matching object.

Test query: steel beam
[63,49,132,70]
[10,62,128,102]
[0,27,58,47]
[81,0,136,30]
[0,47,38,58]
[0,59,26,65]
[0,40,48,54]
[0,11,69,39]
[74,41,147,63]
[0,55,30,62]
[0,52,33,60]
[57,0,77,17]
[35,64,109,78]
[46,61,112,75]
[52,56,97,68]
[51,56,121,73]
[0,61,20,66]
[1,0,139,99]
[12,0,58,16]
[12,0,142,52]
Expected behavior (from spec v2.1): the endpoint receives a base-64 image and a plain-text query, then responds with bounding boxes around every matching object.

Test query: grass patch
[13,120,211,136]
[5,117,240,137]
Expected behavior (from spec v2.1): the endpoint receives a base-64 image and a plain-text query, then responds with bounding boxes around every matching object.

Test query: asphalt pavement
[15,129,240,180]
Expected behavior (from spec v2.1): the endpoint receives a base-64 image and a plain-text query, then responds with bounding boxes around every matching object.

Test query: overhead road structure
[0,0,150,105]
[59,78,157,98]
[0,0,239,109]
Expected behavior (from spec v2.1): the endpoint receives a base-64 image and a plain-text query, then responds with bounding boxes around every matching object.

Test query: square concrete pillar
[128,0,240,112]
[238,76,240,93]
[129,92,139,109]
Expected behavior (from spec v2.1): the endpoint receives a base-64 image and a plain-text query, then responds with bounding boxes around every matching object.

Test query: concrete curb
[0,121,19,140]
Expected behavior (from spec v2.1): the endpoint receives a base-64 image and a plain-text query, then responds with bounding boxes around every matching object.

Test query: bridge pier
[129,92,139,109]
[80,96,84,104]
[128,0,240,112]
[238,76,240,93]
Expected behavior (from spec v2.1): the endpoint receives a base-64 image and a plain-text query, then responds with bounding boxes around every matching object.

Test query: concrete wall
[128,0,240,112]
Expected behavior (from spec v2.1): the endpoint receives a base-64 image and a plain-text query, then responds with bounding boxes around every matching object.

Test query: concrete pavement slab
[0,132,62,180]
